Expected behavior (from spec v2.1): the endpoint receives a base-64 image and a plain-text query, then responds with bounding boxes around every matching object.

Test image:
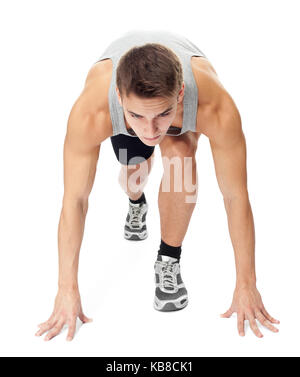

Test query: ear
[177,82,185,103]
[116,87,123,106]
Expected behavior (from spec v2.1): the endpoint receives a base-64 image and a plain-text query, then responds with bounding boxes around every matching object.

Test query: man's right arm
[58,99,102,291]
[36,84,109,341]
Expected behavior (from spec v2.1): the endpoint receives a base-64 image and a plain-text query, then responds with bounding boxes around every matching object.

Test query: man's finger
[79,313,93,323]
[37,322,47,330]
[44,321,65,341]
[66,318,77,341]
[38,313,55,328]
[35,320,55,337]
[37,318,52,329]
[237,312,245,336]
[261,307,280,324]
[220,308,234,318]
[248,315,263,338]
[256,311,279,333]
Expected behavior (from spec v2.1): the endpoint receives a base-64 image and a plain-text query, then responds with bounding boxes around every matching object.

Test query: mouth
[143,135,161,141]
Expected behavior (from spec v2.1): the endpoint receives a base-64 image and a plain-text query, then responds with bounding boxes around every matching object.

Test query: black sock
[129,192,146,204]
[158,239,182,261]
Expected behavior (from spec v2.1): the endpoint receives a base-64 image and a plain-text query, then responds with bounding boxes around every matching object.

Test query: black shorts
[110,134,155,165]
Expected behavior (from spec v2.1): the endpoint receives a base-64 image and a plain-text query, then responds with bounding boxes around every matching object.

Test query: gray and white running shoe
[124,201,148,241]
[154,255,188,312]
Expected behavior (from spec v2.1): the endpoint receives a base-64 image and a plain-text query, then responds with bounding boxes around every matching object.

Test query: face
[116,83,184,146]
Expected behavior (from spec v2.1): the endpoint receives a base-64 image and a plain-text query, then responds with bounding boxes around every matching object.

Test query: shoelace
[160,262,178,290]
[129,204,143,226]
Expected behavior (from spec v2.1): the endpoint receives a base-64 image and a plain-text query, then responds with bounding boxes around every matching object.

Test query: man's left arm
[209,97,280,337]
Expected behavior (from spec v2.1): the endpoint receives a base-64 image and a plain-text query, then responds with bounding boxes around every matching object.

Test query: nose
[144,122,159,138]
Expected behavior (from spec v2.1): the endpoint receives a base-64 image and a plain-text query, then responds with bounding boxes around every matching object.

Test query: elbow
[223,190,249,204]
[81,200,89,215]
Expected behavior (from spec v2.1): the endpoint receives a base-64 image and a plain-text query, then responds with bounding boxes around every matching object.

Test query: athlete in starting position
[35,30,279,341]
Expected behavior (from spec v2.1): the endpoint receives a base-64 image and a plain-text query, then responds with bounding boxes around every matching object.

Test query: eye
[130,112,170,119]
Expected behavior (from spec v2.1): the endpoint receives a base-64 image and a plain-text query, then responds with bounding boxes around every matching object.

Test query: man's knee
[161,138,198,161]
[118,153,154,188]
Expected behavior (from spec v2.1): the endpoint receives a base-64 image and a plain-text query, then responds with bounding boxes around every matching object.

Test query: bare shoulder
[84,59,113,111]
[191,56,227,108]
[191,56,240,138]
[66,60,113,149]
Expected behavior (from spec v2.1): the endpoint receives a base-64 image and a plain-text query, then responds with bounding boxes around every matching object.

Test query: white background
[0,0,299,357]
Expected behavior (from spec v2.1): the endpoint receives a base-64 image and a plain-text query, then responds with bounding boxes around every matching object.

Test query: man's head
[116,43,184,145]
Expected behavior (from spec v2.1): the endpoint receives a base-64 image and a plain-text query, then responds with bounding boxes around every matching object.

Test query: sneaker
[153,255,188,311]
[124,200,148,241]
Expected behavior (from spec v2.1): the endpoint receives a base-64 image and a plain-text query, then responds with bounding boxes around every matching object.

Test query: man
[35,30,279,341]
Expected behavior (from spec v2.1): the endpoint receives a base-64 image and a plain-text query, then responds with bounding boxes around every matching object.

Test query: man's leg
[118,152,155,201]
[153,132,201,312]
[158,132,201,246]
[110,133,155,240]
[118,153,155,240]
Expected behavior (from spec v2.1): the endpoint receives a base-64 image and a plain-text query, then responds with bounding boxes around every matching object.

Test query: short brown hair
[116,43,183,100]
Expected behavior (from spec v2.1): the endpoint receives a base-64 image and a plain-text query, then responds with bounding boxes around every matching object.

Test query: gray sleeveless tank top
[94,30,207,137]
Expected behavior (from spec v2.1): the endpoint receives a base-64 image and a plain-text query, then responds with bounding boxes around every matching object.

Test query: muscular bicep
[61,63,112,207]
[62,102,102,207]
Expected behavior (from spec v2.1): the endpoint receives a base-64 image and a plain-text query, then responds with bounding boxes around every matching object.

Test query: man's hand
[221,285,280,337]
[35,289,92,341]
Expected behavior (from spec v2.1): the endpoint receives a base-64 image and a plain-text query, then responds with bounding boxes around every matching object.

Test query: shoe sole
[153,296,188,312]
[124,230,148,241]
